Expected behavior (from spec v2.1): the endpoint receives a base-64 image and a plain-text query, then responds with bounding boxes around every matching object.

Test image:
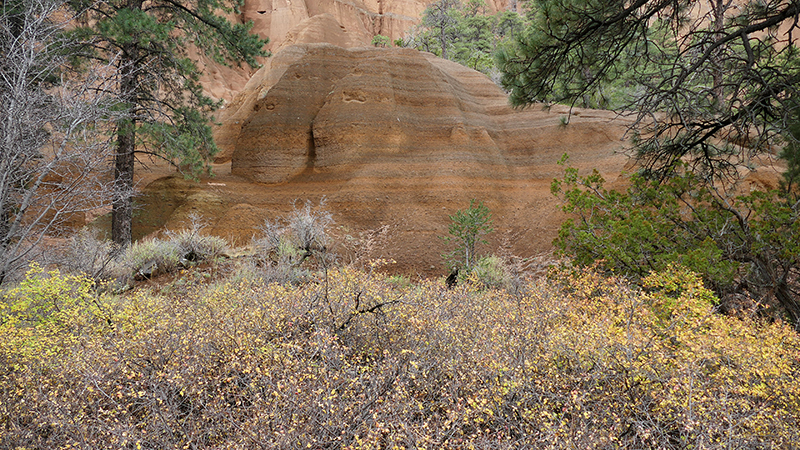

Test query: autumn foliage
[2,260,799,448]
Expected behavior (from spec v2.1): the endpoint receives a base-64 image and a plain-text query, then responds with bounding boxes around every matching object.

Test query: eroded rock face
[230,44,630,185]
[140,44,633,275]
[243,0,507,51]
[200,0,511,102]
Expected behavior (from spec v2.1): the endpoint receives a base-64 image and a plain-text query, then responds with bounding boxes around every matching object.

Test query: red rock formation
[137,44,632,274]
[230,44,630,185]
[199,0,511,102]
[136,2,789,275]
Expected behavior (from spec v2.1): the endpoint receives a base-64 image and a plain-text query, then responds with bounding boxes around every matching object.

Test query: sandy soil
[126,151,623,279]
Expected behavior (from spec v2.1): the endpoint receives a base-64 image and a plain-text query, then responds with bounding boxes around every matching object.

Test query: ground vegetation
[2,245,798,448]
[552,154,800,326]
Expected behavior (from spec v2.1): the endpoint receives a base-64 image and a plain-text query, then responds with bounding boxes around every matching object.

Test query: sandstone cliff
[199,0,511,102]
[137,45,631,275]
[229,44,629,184]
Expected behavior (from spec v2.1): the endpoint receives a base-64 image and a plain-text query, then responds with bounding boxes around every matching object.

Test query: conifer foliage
[405,0,524,77]
[499,0,800,179]
[66,0,269,246]
[504,0,800,326]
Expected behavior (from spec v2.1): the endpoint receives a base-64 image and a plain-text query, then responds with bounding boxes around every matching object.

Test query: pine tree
[499,0,800,180]
[67,0,269,246]
[405,0,524,76]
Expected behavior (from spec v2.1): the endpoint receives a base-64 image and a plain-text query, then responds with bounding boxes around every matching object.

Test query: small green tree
[371,34,390,47]
[442,199,493,272]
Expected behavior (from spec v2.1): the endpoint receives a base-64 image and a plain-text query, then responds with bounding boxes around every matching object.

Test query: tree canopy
[499,0,800,180]
[66,0,269,245]
[520,0,800,325]
[404,0,524,78]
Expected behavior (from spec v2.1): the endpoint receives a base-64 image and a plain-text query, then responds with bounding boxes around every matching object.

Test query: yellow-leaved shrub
[1,262,798,448]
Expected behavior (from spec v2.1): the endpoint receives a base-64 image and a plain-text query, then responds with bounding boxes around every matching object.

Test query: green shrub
[551,154,800,325]
[442,199,494,272]
[122,237,182,277]
[386,274,412,288]
[165,228,228,263]
[371,34,390,47]
[116,216,229,281]
[468,254,510,289]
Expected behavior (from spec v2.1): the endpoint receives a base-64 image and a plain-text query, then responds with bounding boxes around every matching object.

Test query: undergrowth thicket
[2,256,798,448]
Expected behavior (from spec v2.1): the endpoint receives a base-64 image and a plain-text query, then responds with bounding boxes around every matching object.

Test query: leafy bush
[551,155,800,326]
[371,34,390,47]
[0,264,107,364]
[441,199,494,273]
[468,254,511,289]
[2,263,798,448]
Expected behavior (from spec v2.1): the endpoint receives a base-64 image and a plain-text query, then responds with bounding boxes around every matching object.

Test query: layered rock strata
[141,44,632,275]
[230,44,630,185]
[202,0,511,102]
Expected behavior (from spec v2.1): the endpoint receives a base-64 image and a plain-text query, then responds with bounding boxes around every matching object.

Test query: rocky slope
[134,44,632,276]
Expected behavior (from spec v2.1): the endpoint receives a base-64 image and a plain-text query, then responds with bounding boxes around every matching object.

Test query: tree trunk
[710,0,726,109]
[775,280,800,328]
[0,206,9,285]
[439,22,447,60]
[112,116,135,246]
[755,255,800,328]
[111,0,142,247]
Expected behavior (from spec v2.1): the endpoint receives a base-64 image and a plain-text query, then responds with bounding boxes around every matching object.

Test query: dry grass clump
[122,217,228,280]
[52,216,228,287]
[1,262,799,449]
[250,200,334,286]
